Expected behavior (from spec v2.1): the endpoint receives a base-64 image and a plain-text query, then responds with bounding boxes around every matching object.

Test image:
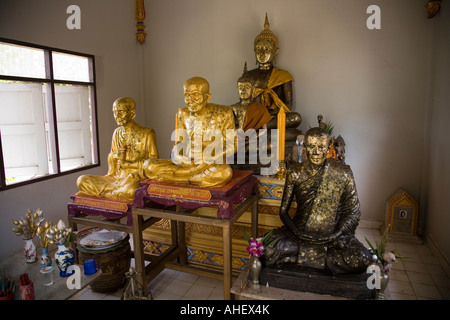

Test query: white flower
[57,219,66,230]
[382,252,396,263]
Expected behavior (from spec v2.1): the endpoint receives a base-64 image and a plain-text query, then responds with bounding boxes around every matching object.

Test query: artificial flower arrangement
[365,225,406,275]
[36,221,53,248]
[45,220,77,247]
[12,208,44,240]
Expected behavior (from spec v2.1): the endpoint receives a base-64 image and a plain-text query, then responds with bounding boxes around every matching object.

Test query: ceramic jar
[40,246,52,269]
[55,243,74,277]
[23,238,37,263]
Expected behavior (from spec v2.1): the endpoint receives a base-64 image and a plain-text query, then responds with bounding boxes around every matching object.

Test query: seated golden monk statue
[247,13,302,131]
[144,77,235,188]
[76,97,159,201]
[262,127,371,275]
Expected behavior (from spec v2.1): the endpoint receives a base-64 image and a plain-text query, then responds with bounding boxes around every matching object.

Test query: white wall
[425,2,450,264]
[0,0,448,264]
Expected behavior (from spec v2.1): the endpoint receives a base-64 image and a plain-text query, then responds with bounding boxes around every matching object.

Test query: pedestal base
[259,266,376,300]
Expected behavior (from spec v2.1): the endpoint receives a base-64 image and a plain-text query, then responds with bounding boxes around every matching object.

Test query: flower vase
[40,246,52,269]
[248,255,262,289]
[376,272,390,300]
[23,238,37,263]
[55,243,74,277]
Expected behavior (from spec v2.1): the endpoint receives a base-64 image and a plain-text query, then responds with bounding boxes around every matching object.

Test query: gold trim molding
[135,0,146,44]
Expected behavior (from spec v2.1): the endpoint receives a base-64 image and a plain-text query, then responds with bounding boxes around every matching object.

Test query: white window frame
[0,38,99,190]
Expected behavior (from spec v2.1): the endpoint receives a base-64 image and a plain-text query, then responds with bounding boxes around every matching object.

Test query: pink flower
[246,238,265,257]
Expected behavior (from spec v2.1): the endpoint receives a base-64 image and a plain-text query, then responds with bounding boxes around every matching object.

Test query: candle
[277,108,286,161]
[175,110,179,143]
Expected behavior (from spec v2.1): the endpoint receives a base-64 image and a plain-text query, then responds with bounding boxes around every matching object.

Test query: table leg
[178,221,187,265]
[132,210,147,295]
[251,197,258,239]
[222,223,232,300]
[68,216,79,264]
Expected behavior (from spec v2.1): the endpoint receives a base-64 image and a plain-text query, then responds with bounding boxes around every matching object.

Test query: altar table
[132,170,259,300]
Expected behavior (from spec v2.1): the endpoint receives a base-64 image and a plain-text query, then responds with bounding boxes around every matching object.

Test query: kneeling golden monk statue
[76,97,159,201]
[144,77,235,188]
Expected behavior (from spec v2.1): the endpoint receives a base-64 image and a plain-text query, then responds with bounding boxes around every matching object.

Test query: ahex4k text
[223,304,270,315]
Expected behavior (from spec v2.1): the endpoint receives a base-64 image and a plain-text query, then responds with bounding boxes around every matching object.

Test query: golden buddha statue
[246,13,302,163]
[232,62,272,132]
[76,97,159,202]
[230,63,274,174]
[144,77,235,188]
[247,14,301,125]
[262,127,371,274]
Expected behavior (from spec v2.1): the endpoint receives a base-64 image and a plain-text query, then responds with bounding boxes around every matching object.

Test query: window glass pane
[0,42,46,79]
[0,40,98,189]
[0,81,51,184]
[54,84,95,172]
[52,52,90,82]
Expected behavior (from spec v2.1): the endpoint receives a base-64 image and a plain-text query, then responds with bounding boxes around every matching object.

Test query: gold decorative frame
[385,188,418,236]
[135,0,146,44]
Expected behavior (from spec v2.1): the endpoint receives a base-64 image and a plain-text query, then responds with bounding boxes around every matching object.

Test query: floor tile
[147,274,173,292]
[163,279,194,296]
[388,279,415,295]
[415,245,433,256]
[194,276,221,288]
[421,255,442,266]
[208,285,225,300]
[154,291,183,300]
[391,260,405,271]
[389,269,409,282]
[403,261,427,273]
[431,273,450,288]
[425,263,447,276]
[400,252,423,264]
[411,282,443,299]
[175,271,199,283]
[388,292,417,300]
[182,284,215,300]
[438,286,450,300]
[395,243,419,255]
[407,271,435,285]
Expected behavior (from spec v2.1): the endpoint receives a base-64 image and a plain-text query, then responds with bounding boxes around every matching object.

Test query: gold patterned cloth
[263,159,371,274]
[253,67,293,112]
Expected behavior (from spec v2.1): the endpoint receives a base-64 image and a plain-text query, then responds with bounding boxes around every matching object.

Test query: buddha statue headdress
[237,62,254,85]
[254,13,279,49]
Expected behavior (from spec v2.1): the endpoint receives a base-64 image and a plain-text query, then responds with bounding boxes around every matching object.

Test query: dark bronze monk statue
[262,127,372,275]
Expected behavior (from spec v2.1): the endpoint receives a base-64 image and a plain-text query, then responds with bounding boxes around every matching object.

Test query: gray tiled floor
[70,225,450,300]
